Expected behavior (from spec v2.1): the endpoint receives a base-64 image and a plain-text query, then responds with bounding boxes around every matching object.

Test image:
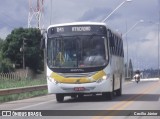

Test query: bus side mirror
[40,30,47,49]
[40,36,45,49]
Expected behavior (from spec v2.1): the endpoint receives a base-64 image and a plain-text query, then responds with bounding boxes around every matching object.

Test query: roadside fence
[0,72,27,80]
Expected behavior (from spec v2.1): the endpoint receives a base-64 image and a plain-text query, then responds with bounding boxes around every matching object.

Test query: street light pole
[50,0,53,25]
[122,20,144,37]
[148,21,160,78]
[102,0,132,22]
[125,19,129,78]
[158,1,160,78]
[123,19,144,78]
[158,22,159,78]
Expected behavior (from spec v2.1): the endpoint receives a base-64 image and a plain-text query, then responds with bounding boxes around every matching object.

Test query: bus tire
[78,94,84,98]
[102,92,113,100]
[116,87,122,96]
[71,94,77,99]
[107,92,113,100]
[56,94,64,102]
[116,74,122,96]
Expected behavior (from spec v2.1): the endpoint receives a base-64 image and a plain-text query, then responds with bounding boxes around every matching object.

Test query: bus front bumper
[47,78,112,94]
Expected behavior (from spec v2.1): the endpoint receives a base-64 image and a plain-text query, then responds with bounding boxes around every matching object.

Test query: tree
[0,38,4,49]
[128,59,133,78]
[2,28,43,72]
[0,38,14,73]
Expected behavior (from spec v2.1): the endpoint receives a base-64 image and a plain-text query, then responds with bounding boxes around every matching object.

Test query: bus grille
[57,72,97,78]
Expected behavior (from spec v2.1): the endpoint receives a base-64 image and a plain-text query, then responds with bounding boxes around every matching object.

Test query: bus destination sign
[56,26,91,33]
[49,25,106,35]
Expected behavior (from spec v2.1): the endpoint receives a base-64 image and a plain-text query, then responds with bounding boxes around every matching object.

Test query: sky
[0,0,160,70]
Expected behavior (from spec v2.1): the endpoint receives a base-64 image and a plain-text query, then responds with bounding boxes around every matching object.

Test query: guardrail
[0,85,47,96]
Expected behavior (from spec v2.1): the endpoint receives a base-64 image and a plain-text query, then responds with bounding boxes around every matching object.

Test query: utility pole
[23,38,25,69]
[41,30,47,76]
[20,38,27,69]
[28,0,46,77]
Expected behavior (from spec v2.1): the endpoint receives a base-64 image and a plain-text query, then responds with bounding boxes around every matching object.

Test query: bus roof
[47,22,122,38]
[47,22,106,29]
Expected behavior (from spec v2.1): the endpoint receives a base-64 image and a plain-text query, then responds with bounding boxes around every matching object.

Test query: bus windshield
[47,35,108,68]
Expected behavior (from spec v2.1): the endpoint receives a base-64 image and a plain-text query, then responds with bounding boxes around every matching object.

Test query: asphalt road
[0,79,160,119]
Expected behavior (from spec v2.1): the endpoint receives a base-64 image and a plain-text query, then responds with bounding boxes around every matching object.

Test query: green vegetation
[0,78,47,89]
[0,28,43,73]
[0,90,48,103]
[0,28,46,103]
[0,78,47,103]
[0,39,14,73]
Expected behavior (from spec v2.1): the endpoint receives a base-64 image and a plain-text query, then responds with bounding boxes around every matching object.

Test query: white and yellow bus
[44,22,124,102]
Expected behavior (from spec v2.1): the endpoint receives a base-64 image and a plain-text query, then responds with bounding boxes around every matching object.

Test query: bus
[43,22,124,102]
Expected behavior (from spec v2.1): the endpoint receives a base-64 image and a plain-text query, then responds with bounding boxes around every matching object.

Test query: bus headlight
[96,75,109,83]
[102,74,110,80]
[97,74,110,83]
[102,75,107,80]
[47,77,59,84]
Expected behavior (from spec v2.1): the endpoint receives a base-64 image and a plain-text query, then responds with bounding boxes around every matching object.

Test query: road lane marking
[92,82,160,119]
[103,82,160,119]
[118,83,160,110]
[14,98,56,110]
[12,82,133,110]
[13,95,72,110]
[109,82,159,110]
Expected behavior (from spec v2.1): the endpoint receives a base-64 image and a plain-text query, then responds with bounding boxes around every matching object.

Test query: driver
[84,44,106,66]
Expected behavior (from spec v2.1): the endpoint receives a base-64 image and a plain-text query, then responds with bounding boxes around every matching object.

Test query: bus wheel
[56,94,64,102]
[102,92,113,100]
[71,94,77,99]
[78,94,84,98]
[116,88,122,96]
[107,92,113,100]
[116,75,122,96]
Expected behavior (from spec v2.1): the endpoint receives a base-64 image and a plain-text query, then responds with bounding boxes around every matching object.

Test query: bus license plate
[74,87,85,91]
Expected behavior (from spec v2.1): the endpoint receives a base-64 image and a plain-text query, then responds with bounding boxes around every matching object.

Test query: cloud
[0,0,28,28]
[0,27,11,39]
[0,0,28,39]
[77,8,110,22]
[126,30,159,70]
[0,0,159,69]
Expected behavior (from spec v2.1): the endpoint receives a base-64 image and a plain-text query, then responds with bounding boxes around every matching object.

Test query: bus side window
[119,39,122,56]
[108,31,115,47]
[114,37,117,56]
[117,38,120,56]
[121,40,124,57]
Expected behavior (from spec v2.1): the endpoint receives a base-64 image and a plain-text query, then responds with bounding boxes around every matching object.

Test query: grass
[0,78,47,89]
[0,78,48,103]
[0,90,48,103]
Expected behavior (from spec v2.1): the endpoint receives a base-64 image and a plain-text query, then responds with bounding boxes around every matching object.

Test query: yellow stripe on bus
[50,70,106,84]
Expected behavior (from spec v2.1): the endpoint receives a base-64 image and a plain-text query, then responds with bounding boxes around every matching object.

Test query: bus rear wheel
[102,92,113,100]
[56,94,64,102]
[116,88,122,96]
[116,75,122,96]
